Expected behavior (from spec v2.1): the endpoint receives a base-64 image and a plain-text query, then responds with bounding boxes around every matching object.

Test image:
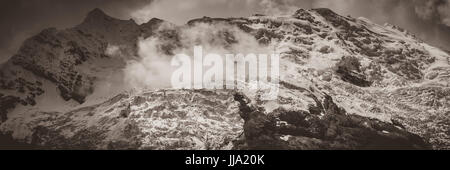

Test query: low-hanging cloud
[123,36,175,89]
[123,22,275,90]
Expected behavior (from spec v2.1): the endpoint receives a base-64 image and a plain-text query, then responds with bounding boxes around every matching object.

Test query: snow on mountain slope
[220,8,448,149]
[1,90,243,149]
[0,8,448,149]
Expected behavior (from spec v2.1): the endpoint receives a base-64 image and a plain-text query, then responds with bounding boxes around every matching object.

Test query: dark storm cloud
[1,0,449,63]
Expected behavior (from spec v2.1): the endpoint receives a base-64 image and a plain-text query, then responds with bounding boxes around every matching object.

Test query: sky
[1,0,449,63]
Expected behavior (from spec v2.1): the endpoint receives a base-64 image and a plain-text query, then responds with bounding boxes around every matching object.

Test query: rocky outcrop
[0,95,21,123]
[335,56,372,87]
[233,93,431,150]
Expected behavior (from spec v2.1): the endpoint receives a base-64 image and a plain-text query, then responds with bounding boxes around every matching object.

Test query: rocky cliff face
[7,9,164,104]
[233,92,430,150]
[0,8,448,149]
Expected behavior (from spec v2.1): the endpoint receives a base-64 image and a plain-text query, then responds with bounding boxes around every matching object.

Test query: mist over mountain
[1,0,450,64]
[0,6,449,150]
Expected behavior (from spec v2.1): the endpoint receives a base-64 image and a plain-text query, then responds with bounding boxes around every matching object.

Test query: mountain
[1,8,449,149]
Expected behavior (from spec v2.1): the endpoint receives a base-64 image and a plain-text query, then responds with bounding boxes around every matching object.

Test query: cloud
[1,0,450,64]
[437,1,450,26]
[247,0,306,15]
[123,21,275,90]
[124,37,174,89]
[413,0,450,26]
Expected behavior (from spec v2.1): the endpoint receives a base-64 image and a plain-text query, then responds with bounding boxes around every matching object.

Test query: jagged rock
[314,8,351,28]
[0,95,21,122]
[187,16,232,26]
[335,56,372,87]
[120,104,131,118]
[233,93,431,150]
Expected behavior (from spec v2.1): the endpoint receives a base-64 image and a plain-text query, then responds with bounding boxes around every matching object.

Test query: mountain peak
[87,8,107,17]
[82,8,114,24]
[312,8,339,17]
[142,18,165,26]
